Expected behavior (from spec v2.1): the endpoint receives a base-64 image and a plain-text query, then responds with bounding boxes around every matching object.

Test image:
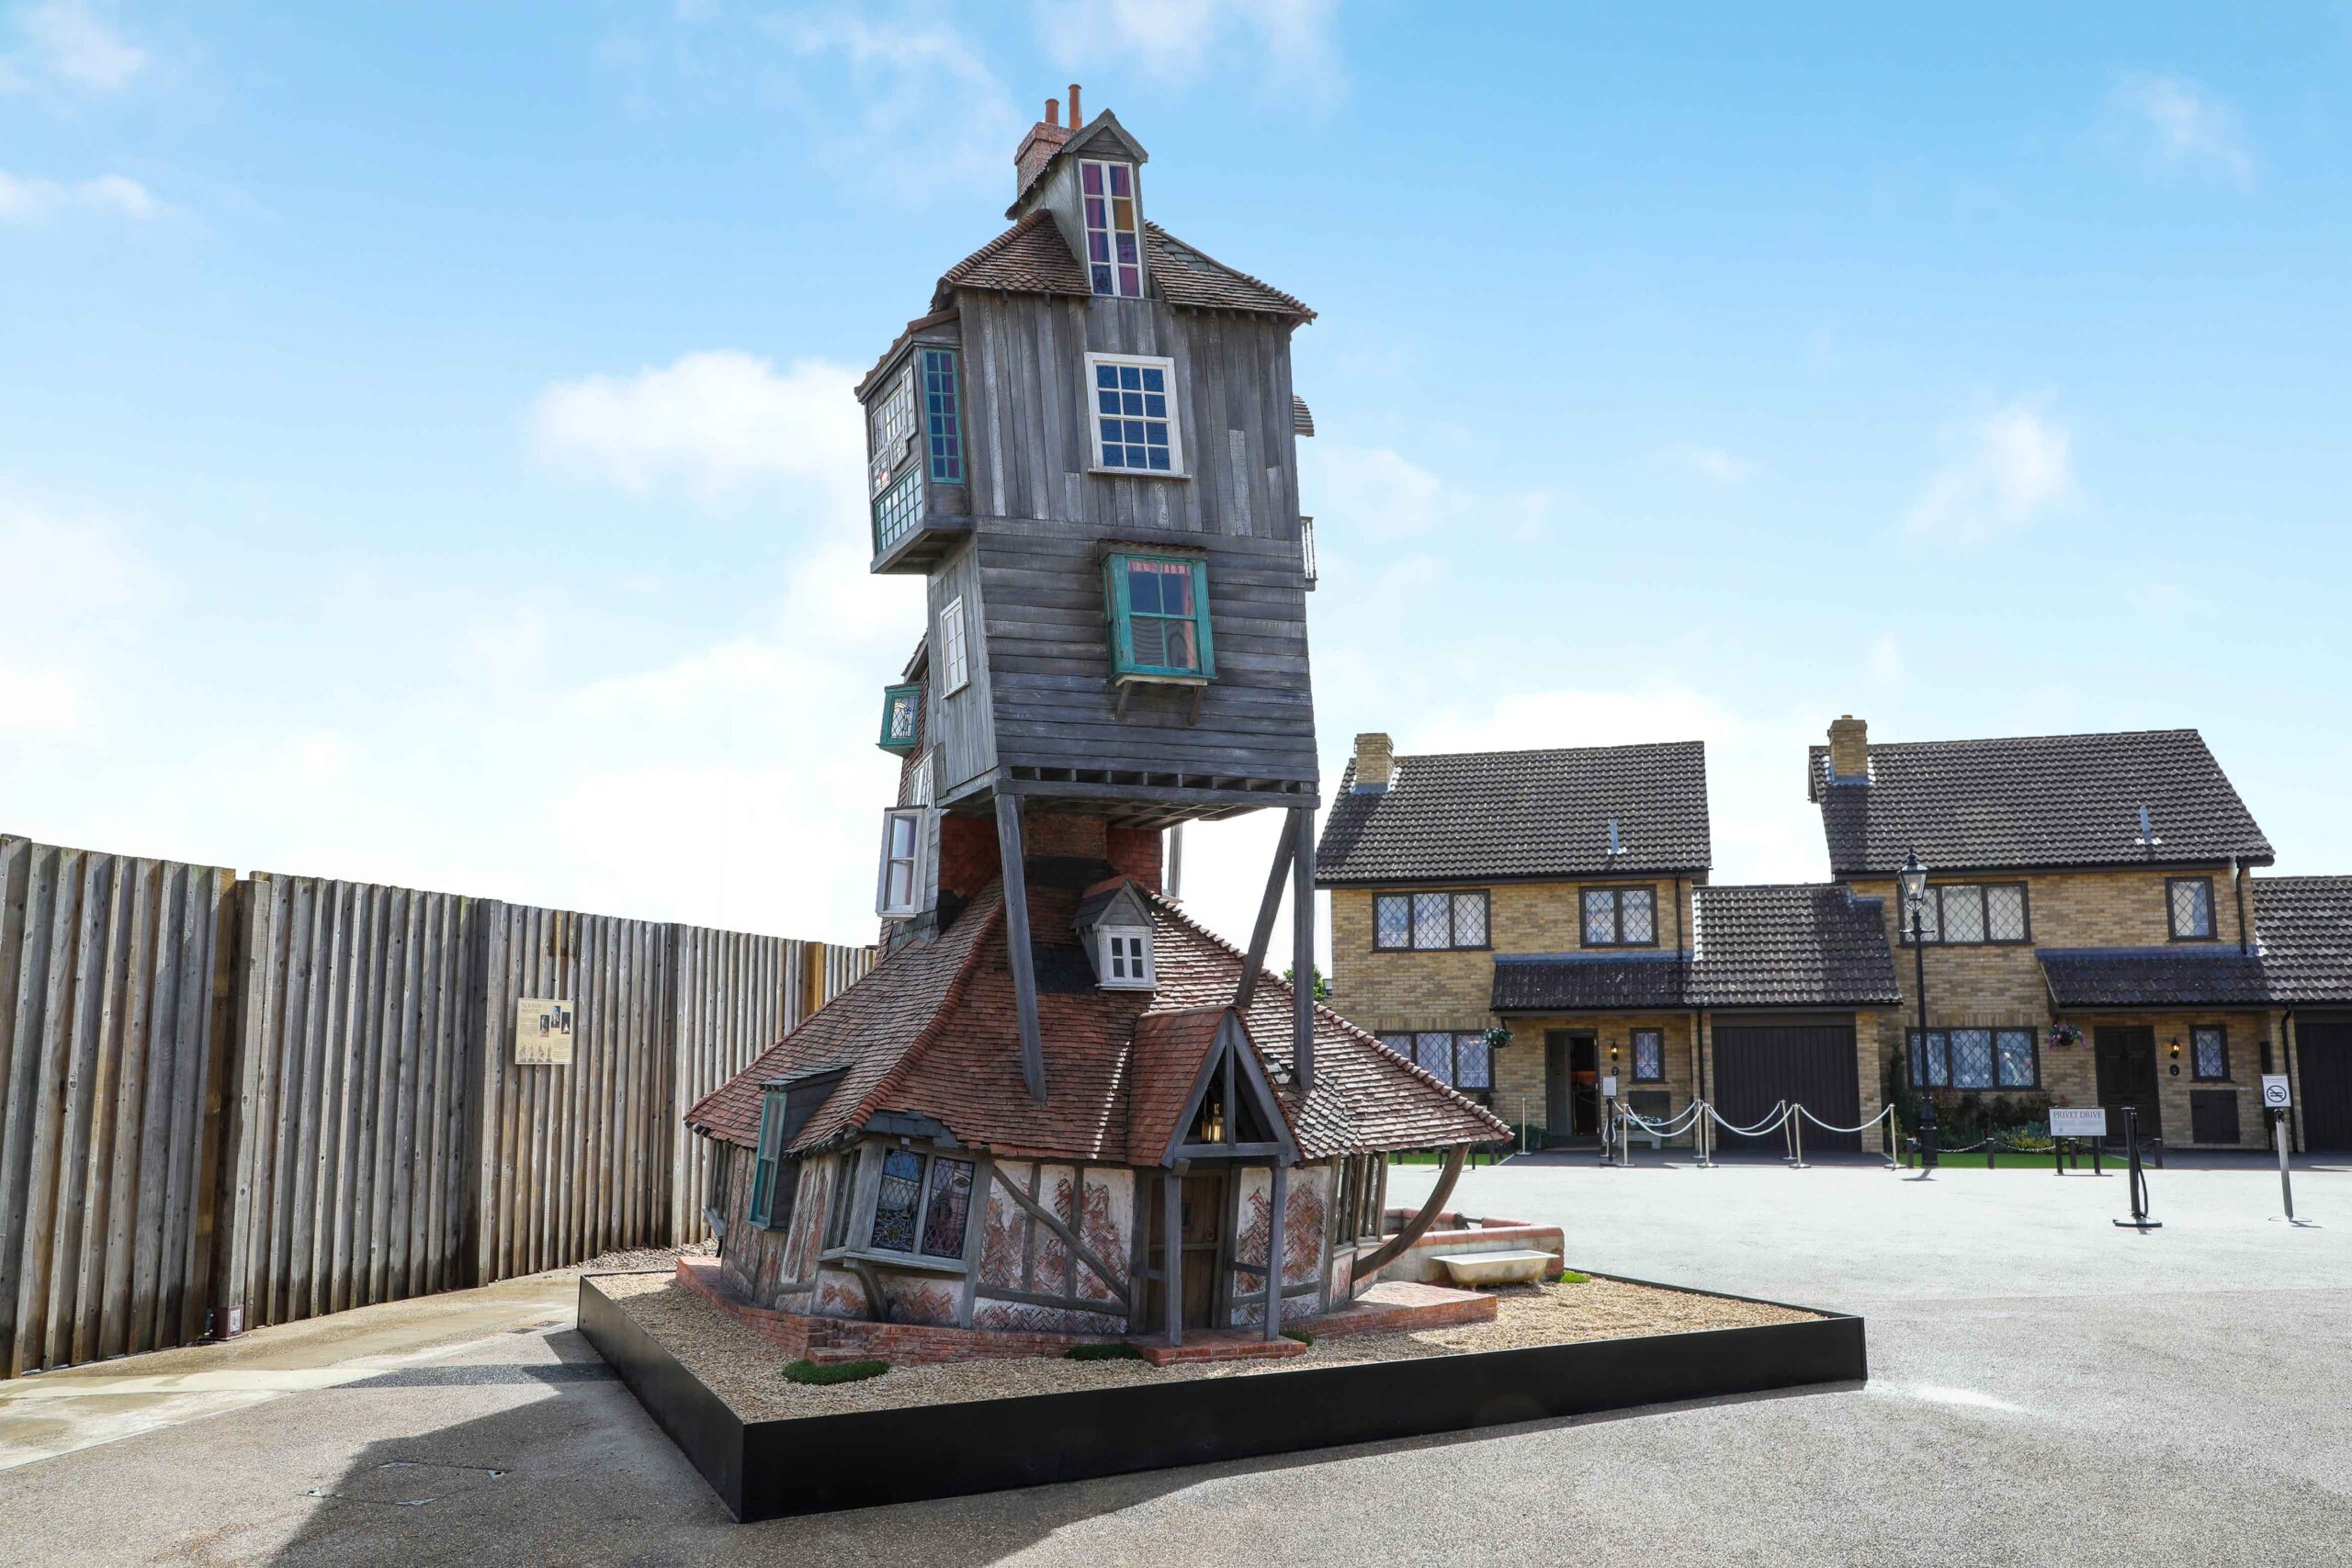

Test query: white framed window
[868,367,915,496]
[939,595,970,694]
[876,807,925,918]
[1085,353,1182,475]
[1079,159,1142,297]
[907,750,932,807]
[1095,926,1155,989]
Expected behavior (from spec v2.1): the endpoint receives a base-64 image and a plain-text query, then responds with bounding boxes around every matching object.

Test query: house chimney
[1827,715,1870,781]
[1068,83,1081,129]
[1351,733,1395,794]
[1014,90,1074,198]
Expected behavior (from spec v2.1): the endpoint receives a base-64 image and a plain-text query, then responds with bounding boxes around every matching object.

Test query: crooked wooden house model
[685,89,1506,1351]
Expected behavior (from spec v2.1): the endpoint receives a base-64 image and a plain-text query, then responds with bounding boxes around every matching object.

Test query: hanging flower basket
[2046,1022,2084,1050]
[1484,1026,1513,1050]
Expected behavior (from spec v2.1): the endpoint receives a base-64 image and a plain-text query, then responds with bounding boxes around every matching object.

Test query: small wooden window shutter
[1189,558,1216,678]
[1104,554,1136,673]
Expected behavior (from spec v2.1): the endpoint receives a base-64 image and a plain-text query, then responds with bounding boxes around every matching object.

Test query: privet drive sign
[2048,1107,2109,1139]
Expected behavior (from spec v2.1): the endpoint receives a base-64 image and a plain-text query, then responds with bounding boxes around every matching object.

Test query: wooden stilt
[994,795,1046,1102]
[1290,805,1316,1093]
[1162,1166,1183,1347]
[1233,815,1295,1013]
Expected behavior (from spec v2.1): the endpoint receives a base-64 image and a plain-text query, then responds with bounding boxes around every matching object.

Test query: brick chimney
[1014,85,1081,197]
[1826,715,1870,782]
[1351,733,1395,794]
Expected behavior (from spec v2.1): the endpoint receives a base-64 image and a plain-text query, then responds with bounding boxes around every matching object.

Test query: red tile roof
[687,879,1505,1161]
[931,213,1314,323]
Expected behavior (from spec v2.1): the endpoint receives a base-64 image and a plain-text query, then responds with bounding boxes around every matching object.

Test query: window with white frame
[938,595,970,694]
[875,807,925,918]
[867,367,914,495]
[1086,353,1182,474]
[1079,159,1142,297]
[1902,883,2030,945]
[1582,886,1657,947]
[1373,890,1488,951]
[1095,926,1155,989]
[2168,877,2216,940]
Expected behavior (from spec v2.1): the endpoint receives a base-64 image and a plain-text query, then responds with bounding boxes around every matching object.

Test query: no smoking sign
[2261,1074,2292,1110]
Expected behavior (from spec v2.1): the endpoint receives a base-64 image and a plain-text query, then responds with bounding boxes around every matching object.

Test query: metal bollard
[1917,1096,1939,1171]
[2112,1106,2160,1229]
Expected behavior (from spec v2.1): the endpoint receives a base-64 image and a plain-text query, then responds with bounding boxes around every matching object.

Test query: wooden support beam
[1348,1145,1465,1293]
[1262,1162,1286,1341]
[996,1168,1125,1300]
[993,795,1046,1102]
[1290,804,1316,1093]
[1162,1167,1182,1348]
[1234,814,1295,1013]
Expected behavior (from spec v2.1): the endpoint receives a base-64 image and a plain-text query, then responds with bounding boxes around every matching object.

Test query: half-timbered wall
[973,1158,1132,1335]
[1228,1162,1330,1327]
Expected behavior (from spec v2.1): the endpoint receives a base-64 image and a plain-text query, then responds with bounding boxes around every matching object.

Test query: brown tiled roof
[1142,224,1314,321]
[1690,884,1903,1008]
[2253,877,2352,1004]
[933,211,1090,305]
[689,880,1505,1159]
[1808,729,2273,875]
[930,213,1312,323]
[2038,947,2272,1009]
[1317,742,1712,886]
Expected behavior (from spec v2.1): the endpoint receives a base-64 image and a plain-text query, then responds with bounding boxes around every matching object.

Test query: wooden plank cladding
[0,831,873,1376]
[0,839,235,1378]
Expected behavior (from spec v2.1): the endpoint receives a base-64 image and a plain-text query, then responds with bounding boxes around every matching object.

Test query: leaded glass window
[1089,355,1177,471]
[1949,1028,1995,1089]
[2192,1025,2228,1081]
[919,347,962,482]
[918,1157,976,1258]
[1631,1029,1665,1082]
[1080,159,1142,297]
[1582,886,1659,947]
[1583,888,1615,945]
[1944,887,1988,944]
[869,1148,922,1252]
[1996,1028,2038,1088]
[1985,885,2028,942]
[1415,1031,1454,1083]
[1413,894,1451,950]
[1452,895,1488,947]
[1455,1032,1491,1089]
[872,466,924,554]
[2169,877,2216,940]
[1621,888,1657,944]
[1374,896,1411,950]
[1376,1031,1413,1058]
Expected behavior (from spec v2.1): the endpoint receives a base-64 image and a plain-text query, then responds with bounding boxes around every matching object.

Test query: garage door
[1713,1021,1861,1152]
[2300,1016,2352,1152]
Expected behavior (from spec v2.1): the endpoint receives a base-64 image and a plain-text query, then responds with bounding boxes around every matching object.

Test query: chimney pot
[1069,83,1081,128]
[1827,715,1870,782]
[1351,733,1396,795]
[1046,97,1059,127]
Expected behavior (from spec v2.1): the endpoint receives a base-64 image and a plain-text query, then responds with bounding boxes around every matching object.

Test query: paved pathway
[2,1156,2346,1565]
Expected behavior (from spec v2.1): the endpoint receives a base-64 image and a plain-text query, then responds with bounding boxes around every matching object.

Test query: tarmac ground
[3,1150,2346,1566]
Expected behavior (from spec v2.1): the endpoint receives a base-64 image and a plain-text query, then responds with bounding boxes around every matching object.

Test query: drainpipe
[2284,1004,2301,1155]
[2232,857,2250,954]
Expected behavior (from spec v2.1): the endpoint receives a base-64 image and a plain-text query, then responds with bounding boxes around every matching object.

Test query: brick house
[682,89,1504,1356]
[1317,734,1902,1154]
[1808,716,2291,1150]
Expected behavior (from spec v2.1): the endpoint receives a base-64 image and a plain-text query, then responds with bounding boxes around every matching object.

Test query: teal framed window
[873,467,924,554]
[748,1089,792,1231]
[920,348,963,483]
[878,683,922,753]
[1103,552,1214,679]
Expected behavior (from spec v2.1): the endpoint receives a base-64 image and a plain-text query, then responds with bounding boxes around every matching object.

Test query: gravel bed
[595,1271,1819,1422]
[534,1240,715,1281]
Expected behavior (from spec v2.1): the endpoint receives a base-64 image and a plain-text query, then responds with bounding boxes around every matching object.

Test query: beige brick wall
[1327,876,1697,1030]
[1852,863,2273,1148]
[1488,1012,1700,1141]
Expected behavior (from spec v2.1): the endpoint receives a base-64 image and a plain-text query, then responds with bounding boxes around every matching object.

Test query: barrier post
[1791,1111,1808,1170]
[2112,1106,2161,1230]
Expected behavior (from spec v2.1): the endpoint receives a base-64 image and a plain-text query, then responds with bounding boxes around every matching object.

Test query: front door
[1144,1170,1228,1330]
[1544,1031,1600,1143]
[2297,1016,2352,1151]
[2095,1027,2163,1145]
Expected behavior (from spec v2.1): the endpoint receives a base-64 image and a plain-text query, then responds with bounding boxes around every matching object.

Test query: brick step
[1132,1331,1309,1367]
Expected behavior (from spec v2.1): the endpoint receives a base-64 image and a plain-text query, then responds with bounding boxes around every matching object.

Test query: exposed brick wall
[1024,811,1110,860]
[1105,826,1163,894]
[937,814,999,898]
[676,1257,1100,1366]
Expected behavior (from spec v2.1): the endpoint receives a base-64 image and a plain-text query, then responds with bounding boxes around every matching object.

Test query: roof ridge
[1140,220,1315,321]
[1391,739,1704,765]
[1826,727,2207,752]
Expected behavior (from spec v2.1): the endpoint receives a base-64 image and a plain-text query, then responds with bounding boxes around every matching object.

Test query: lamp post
[1897,851,1936,1168]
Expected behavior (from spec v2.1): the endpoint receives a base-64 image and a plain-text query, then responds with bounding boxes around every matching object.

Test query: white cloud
[0,169,159,222]
[1667,445,1755,484]
[1035,0,1344,103]
[2109,72,2256,190]
[529,350,866,519]
[1905,402,2075,543]
[1,0,146,95]
[757,11,1023,202]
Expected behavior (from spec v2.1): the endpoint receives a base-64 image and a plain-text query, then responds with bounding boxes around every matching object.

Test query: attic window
[1094,926,1154,989]
[1080,160,1142,297]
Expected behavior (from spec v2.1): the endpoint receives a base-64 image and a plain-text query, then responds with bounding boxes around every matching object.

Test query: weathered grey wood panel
[0,839,234,1375]
[927,541,998,793]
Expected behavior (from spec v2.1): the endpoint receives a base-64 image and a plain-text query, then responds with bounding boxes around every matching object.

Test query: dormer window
[1080,159,1141,297]
[1096,927,1154,988]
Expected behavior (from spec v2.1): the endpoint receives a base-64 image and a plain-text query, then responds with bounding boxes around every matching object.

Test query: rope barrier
[1793,1102,1897,1137]
[1702,1100,1792,1138]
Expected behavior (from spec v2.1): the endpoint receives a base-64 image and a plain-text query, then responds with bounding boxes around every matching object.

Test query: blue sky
[5,2,2349,964]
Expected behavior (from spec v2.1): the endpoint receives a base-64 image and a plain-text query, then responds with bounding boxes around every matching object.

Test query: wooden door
[2095,1027,2163,1145]
[1544,1032,1572,1141]
[2297,1016,2352,1151]
[1143,1170,1228,1330]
